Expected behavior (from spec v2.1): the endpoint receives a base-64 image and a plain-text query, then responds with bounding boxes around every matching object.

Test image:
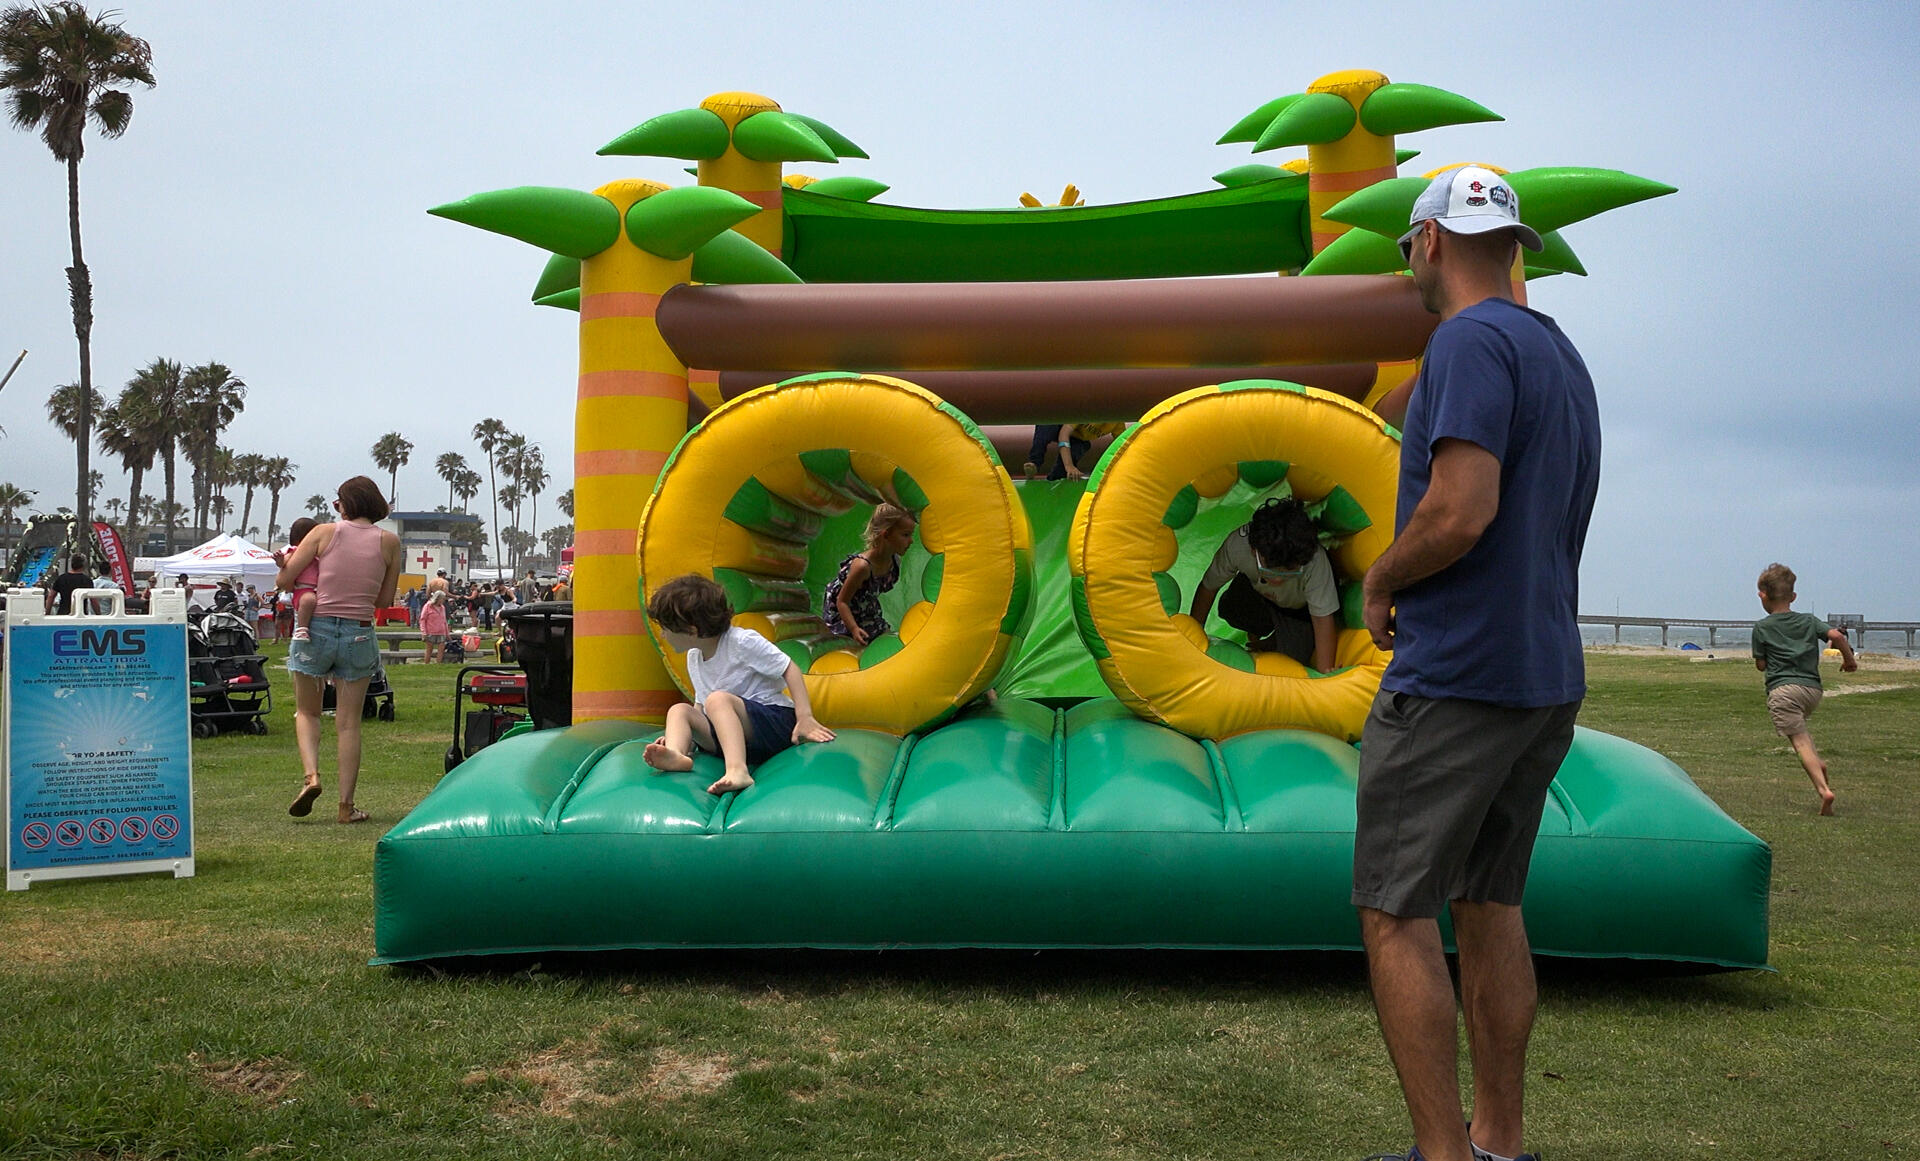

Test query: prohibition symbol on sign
[54,820,84,847]
[89,817,117,845]
[119,816,149,843]
[151,815,180,842]
[20,823,52,850]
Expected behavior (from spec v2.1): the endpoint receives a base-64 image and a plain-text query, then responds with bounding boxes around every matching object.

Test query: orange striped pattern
[576,369,686,400]
[576,448,667,476]
[1312,164,1397,193]
[574,688,685,721]
[573,527,637,557]
[580,291,661,321]
[575,608,652,635]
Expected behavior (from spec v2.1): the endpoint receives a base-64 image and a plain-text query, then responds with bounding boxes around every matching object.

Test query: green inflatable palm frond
[428,187,622,260]
[787,113,868,159]
[1211,163,1307,188]
[1319,176,1429,238]
[733,110,838,163]
[1217,94,1304,145]
[691,230,802,284]
[1359,83,1501,136]
[800,175,889,201]
[1254,92,1357,152]
[1504,167,1677,233]
[531,252,581,301]
[625,185,763,260]
[598,107,731,159]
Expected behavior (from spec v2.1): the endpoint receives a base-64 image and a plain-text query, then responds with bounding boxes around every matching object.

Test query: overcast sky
[3,1,1916,618]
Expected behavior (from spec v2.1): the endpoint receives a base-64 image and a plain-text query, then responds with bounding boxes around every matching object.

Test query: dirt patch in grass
[479,1027,740,1119]
[1,914,214,965]
[189,1052,304,1104]
[1825,682,1918,697]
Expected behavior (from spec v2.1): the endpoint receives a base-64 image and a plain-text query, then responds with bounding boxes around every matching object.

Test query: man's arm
[1362,437,1501,650]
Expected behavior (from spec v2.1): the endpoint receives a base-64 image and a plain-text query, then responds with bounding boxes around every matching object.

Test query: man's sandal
[337,803,370,824]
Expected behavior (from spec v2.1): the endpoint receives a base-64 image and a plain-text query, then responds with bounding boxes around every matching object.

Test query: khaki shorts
[1767,683,1822,737]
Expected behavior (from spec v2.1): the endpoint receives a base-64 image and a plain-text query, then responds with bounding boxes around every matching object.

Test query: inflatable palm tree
[430,180,795,722]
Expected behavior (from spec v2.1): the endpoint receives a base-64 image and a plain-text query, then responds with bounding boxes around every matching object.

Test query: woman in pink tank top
[274,475,402,824]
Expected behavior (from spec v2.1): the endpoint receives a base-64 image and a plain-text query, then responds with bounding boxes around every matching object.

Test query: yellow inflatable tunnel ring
[639,374,1032,736]
[1067,380,1400,741]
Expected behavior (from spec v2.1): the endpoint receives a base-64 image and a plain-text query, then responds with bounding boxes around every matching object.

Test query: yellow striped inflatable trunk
[572,179,692,723]
[1303,70,1396,258]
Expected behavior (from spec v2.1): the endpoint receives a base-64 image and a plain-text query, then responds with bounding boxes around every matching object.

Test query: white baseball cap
[1398,165,1543,254]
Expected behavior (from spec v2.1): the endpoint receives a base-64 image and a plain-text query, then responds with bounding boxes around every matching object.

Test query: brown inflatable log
[656,276,1436,372]
[716,364,1379,423]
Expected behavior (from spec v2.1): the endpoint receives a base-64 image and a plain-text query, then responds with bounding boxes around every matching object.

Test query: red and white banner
[92,522,134,595]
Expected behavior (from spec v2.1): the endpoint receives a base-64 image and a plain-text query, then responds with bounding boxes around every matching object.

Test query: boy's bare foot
[707,768,754,796]
[642,740,694,773]
[1818,762,1835,815]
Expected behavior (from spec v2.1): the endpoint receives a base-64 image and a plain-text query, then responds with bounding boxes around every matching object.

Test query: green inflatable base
[372,698,1770,968]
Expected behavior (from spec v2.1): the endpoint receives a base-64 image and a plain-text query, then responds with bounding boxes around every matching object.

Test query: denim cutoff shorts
[287,615,380,682]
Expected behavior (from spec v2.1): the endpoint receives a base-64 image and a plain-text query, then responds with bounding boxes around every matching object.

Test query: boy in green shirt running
[1752,563,1856,814]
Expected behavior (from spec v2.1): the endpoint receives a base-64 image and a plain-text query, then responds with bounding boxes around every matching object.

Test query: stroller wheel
[444,744,464,773]
[378,701,395,722]
[192,721,216,739]
[246,718,269,736]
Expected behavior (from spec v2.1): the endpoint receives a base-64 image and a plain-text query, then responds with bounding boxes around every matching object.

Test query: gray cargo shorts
[1352,688,1581,918]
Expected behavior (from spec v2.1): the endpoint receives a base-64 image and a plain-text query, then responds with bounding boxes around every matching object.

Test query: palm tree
[103,495,122,523]
[116,357,183,551]
[434,451,469,512]
[1,2,155,534]
[45,380,103,441]
[208,492,231,528]
[470,418,509,573]
[541,522,573,557]
[201,444,235,534]
[518,445,548,543]
[0,482,36,560]
[495,432,528,540]
[500,526,535,571]
[497,483,523,564]
[232,451,266,534]
[178,361,244,534]
[556,487,573,520]
[304,493,329,519]
[452,468,482,518]
[261,455,295,542]
[95,392,157,544]
[370,432,413,505]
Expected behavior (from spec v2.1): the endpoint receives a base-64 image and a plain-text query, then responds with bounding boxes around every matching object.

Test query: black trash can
[500,601,573,730]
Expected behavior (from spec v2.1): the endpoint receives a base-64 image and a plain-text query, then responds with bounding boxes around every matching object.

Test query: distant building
[379,511,484,584]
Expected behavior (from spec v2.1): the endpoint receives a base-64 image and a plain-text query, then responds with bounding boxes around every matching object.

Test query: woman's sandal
[288,781,323,817]
[337,803,370,824]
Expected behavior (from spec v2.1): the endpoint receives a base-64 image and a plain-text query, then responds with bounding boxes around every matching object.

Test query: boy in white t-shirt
[642,574,835,795]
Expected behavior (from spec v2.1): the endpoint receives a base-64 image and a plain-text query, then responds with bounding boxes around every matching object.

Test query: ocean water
[1580,623,1919,657]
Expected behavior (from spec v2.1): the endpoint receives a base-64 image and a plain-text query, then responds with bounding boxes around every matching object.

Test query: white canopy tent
[134,533,281,589]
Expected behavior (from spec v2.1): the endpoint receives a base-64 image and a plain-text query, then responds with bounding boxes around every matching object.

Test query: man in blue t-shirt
[1351,167,1600,1161]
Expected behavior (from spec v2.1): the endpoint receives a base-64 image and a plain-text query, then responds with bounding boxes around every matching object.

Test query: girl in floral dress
[822,504,916,646]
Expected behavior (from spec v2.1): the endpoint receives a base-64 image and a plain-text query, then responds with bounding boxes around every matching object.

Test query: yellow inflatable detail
[638,374,1032,736]
[1068,381,1400,741]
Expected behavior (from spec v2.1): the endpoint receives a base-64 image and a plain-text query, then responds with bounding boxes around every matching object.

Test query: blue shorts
[696,699,796,766]
[287,615,380,682]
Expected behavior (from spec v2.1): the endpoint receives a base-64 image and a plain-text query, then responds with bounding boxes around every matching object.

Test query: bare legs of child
[643,692,756,796]
[291,590,318,642]
[1787,731,1836,815]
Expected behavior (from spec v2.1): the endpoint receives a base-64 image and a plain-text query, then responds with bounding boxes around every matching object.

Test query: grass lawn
[3,646,1917,1159]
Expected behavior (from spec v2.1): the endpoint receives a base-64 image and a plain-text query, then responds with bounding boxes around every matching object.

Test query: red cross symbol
[456,555,466,568]
[416,551,435,569]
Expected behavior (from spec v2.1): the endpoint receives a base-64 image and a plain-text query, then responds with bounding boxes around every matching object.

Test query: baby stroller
[188,608,272,737]
[321,657,396,721]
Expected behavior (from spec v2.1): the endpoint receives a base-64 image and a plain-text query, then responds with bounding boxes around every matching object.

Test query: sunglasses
[1397,220,1429,264]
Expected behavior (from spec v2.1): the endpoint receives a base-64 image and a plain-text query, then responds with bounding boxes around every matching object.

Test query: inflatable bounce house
[375,70,1770,967]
